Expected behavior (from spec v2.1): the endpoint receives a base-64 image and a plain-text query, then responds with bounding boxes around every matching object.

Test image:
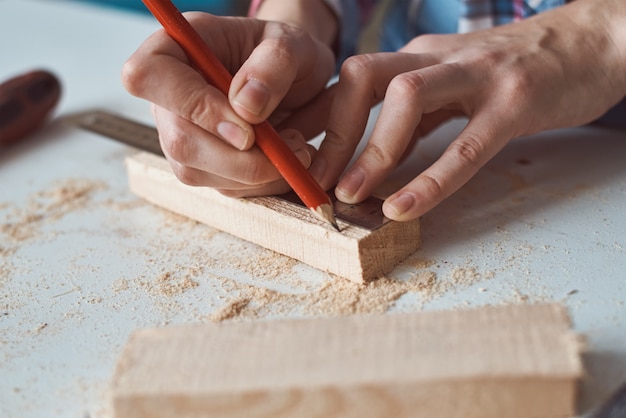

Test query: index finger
[310,52,438,190]
[382,110,515,220]
[122,16,259,150]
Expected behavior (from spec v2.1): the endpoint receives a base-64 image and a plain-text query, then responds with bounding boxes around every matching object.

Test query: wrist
[608,2,626,79]
[573,0,626,96]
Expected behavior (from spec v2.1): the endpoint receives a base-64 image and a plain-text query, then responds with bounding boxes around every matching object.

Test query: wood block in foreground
[111,303,583,418]
[125,152,421,283]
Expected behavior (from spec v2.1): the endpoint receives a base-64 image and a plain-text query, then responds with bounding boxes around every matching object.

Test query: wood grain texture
[111,303,583,418]
[125,152,421,283]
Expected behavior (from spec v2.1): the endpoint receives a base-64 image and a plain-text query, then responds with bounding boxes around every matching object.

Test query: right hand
[122,12,336,196]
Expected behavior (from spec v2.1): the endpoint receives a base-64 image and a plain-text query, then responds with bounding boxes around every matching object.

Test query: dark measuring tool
[66,110,392,230]
[65,110,164,157]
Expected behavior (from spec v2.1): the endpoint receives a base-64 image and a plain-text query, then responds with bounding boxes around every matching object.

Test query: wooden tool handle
[0,70,61,145]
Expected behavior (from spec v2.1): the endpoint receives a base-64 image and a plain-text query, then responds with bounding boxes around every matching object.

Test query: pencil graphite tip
[314,203,341,232]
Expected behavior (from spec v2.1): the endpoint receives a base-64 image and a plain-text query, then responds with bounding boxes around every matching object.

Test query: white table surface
[1,1,625,417]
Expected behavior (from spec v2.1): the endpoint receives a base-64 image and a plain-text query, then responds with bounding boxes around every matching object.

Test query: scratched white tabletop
[1,1,625,417]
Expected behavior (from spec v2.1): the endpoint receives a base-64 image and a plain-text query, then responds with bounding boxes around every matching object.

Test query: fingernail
[385,192,415,217]
[233,79,270,116]
[217,121,250,150]
[336,167,365,200]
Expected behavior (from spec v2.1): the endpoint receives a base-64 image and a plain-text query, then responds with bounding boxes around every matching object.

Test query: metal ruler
[66,110,391,230]
[65,110,164,157]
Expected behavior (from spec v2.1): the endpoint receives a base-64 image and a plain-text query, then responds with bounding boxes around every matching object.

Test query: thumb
[229,23,333,124]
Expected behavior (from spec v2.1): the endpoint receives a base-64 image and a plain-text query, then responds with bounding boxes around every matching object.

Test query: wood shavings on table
[0,178,107,243]
[0,176,508,330]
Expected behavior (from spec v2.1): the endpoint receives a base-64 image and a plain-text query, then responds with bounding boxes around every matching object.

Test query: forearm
[570,0,626,98]
[606,0,626,96]
[254,0,338,47]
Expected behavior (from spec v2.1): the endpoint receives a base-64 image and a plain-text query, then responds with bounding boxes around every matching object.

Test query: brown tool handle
[0,70,61,145]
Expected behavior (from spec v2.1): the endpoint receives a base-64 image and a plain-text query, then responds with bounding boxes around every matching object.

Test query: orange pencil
[141,0,339,231]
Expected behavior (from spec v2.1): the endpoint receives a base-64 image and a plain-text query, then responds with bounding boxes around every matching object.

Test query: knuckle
[405,33,444,51]
[410,34,439,49]
[364,142,394,169]
[238,158,266,186]
[161,125,193,163]
[338,54,382,102]
[503,69,534,99]
[323,126,350,150]
[264,26,301,62]
[340,54,376,83]
[448,135,484,167]
[184,93,221,127]
[418,174,445,201]
[387,72,426,101]
[477,47,505,67]
[121,57,148,97]
[171,164,202,186]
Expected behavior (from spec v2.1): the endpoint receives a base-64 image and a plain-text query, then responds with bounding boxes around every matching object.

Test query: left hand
[310,0,626,221]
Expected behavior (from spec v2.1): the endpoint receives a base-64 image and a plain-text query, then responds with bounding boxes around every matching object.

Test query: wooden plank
[111,303,584,418]
[125,152,421,283]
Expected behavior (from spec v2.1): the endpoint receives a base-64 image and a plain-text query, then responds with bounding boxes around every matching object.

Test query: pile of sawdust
[153,271,200,297]
[206,270,438,322]
[0,178,107,243]
[1,176,498,324]
[421,266,495,302]
[0,178,108,290]
[107,202,497,324]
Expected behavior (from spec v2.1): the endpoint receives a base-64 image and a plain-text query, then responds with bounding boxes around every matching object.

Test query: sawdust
[402,256,436,270]
[102,197,146,211]
[111,279,130,293]
[209,297,252,322]
[1,173,498,326]
[107,205,500,324]
[0,176,499,328]
[0,177,108,305]
[418,266,495,303]
[201,264,439,323]
[0,178,107,243]
[233,250,301,281]
[156,272,200,297]
[137,267,201,297]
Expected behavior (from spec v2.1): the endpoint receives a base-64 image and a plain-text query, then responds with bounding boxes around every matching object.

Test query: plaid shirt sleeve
[459,0,567,32]
[324,0,382,64]
[328,0,568,59]
[327,0,624,126]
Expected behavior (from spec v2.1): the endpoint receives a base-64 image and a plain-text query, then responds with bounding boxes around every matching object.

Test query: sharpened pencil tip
[314,203,341,233]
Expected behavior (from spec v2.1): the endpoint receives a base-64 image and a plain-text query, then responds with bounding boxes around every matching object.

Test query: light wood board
[111,303,584,418]
[125,152,421,283]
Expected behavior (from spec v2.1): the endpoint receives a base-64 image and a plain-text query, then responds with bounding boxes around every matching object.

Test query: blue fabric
[459,0,567,25]
[381,0,460,52]
[71,0,237,15]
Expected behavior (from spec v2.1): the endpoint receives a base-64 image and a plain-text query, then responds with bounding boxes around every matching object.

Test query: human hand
[122,12,335,196]
[313,0,626,221]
